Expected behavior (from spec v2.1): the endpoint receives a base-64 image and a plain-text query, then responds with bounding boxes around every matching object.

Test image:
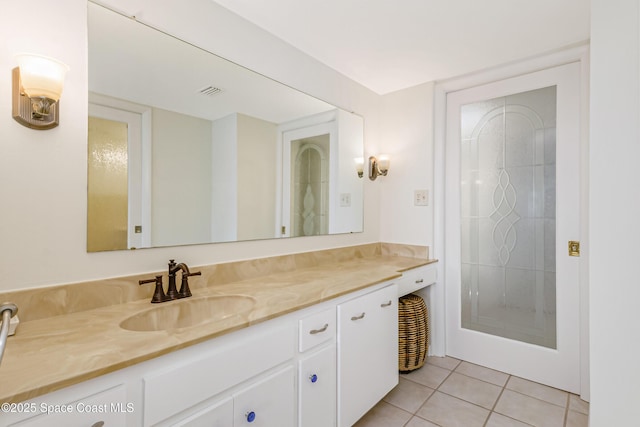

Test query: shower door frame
[433,46,590,398]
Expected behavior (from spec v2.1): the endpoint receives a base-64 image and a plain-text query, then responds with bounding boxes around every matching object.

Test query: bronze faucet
[168,259,201,299]
[139,260,201,303]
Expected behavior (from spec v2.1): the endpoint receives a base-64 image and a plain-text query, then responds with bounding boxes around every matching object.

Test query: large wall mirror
[87,2,364,252]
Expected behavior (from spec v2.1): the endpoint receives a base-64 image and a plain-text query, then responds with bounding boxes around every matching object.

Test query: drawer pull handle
[309,373,318,383]
[91,423,105,427]
[415,278,424,284]
[381,300,393,308]
[309,323,329,335]
[351,312,366,321]
[246,411,256,423]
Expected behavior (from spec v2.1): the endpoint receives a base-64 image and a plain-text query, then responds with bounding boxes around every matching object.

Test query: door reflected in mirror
[291,134,330,237]
[87,2,364,252]
[87,116,129,251]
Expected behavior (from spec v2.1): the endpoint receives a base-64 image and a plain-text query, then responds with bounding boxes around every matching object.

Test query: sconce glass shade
[15,54,69,101]
[377,154,390,173]
[12,54,69,130]
[368,154,390,181]
[355,157,364,178]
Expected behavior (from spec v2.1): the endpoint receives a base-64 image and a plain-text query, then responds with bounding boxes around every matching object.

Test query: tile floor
[354,356,589,427]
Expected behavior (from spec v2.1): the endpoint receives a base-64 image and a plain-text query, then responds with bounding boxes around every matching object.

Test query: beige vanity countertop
[0,255,435,404]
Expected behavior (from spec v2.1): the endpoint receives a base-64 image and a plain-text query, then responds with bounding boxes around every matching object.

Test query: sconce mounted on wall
[355,157,365,178]
[367,154,390,181]
[12,54,69,130]
[355,155,390,180]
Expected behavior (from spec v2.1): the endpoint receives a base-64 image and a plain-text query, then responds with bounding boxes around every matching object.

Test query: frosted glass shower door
[445,63,581,393]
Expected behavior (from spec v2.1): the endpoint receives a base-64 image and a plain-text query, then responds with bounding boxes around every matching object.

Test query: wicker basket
[398,293,429,372]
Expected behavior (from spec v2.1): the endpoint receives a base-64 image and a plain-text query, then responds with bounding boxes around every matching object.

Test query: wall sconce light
[368,154,390,181]
[12,54,69,130]
[355,157,365,178]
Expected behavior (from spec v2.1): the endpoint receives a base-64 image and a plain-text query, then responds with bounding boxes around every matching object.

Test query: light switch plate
[414,189,428,206]
[340,193,351,207]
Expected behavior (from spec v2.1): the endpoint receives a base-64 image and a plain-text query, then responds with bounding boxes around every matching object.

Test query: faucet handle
[177,270,201,299]
[139,275,169,303]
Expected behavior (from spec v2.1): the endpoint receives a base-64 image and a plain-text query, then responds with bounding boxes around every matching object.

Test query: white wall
[589,0,640,423]
[335,109,365,234]
[151,108,212,247]
[211,114,239,242]
[237,114,278,241]
[0,0,381,291]
[379,82,435,247]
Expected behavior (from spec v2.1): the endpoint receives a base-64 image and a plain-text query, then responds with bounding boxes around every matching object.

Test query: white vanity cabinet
[5,270,429,427]
[297,308,337,427]
[337,283,398,427]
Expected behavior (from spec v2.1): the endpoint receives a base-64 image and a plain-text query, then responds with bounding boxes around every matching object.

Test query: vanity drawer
[398,264,437,297]
[298,307,336,352]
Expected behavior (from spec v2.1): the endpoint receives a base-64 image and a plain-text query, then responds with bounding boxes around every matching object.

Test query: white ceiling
[211,0,590,95]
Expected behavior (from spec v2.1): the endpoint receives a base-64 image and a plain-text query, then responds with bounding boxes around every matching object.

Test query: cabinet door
[8,385,127,427]
[233,366,295,427]
[172,397,233,427]
[337,284,398,427]
[299,344,336,427]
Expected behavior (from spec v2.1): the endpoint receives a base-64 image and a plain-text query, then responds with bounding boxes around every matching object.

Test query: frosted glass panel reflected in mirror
[291,135,330,237]
[87,116,129,252]
[460,86,557,349]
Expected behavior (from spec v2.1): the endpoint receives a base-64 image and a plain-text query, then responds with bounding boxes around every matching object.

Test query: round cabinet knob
[246,411,256,423]
[309,374,318,383]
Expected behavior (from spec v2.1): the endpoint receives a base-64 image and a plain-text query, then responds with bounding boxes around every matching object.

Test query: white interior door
[445,62,582,393]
